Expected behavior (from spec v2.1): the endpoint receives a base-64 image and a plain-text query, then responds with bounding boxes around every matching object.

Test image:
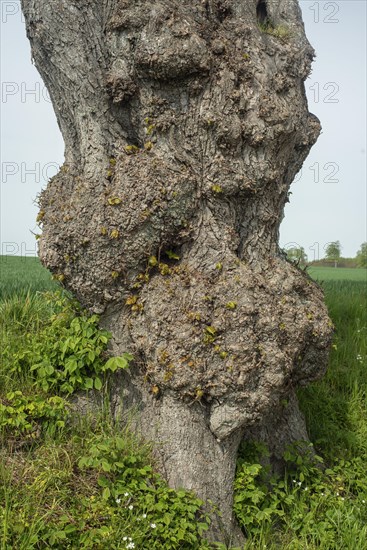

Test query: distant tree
[286,246,308,266]
[356,242,367,268]
[325,241,342,267]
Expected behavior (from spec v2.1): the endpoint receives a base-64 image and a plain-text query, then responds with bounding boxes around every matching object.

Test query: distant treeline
[308,258,361,268]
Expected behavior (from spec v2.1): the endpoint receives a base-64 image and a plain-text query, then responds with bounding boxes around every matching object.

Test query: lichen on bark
[22,0,333,543]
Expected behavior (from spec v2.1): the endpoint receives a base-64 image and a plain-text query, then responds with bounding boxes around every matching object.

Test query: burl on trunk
[22,0,332,544]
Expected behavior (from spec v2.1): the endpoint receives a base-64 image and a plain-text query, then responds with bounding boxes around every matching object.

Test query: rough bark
[22,0,333,544]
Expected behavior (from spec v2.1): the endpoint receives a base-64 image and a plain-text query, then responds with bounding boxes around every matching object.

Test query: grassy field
[1,256,367,549]
[0,255,57,299]
[308,266,367,282]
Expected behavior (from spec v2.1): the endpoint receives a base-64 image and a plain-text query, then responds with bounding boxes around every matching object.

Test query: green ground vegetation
[0,257,366,549]
[0,256,58,299]
[308,266,367,282]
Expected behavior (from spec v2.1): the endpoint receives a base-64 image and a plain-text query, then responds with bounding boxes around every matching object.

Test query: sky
[0,0,366,260]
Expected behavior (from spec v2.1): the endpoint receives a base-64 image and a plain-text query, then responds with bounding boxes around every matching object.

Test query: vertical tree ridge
[22,0,333,543]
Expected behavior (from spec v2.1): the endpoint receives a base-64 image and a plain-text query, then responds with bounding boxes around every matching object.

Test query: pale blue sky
[0,0,366,259]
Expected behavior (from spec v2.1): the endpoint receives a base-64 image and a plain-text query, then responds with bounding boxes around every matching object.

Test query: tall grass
[0,256,57,300]
[0,292,60,393]
[299,281,367,460]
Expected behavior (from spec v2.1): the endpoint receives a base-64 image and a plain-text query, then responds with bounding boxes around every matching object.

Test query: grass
[0,256,57,300]
[298,279,367,460]
[0,256,367,548]
[308,266,367,282]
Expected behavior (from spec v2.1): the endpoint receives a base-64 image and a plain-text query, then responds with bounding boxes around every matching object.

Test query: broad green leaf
[94,377,103,390]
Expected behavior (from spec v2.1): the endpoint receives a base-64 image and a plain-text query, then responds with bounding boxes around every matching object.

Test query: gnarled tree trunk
[22,0,332,544]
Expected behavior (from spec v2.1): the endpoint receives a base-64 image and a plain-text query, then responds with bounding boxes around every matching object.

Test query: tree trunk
[22,0,333,543]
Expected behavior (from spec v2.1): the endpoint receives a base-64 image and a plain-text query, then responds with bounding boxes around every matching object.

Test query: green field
[0,255,57,299]
[1,256,367,549]
[309,266,367,282]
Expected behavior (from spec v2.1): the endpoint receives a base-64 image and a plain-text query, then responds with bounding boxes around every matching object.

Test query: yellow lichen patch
[144,141,153,151]
[126,295,138,306]
[111,271,119,279]
[52,273,65,282]
[110,229,120,239]
[163,364,175,382]
[211,184,223,194]
[126,294,143,313]
[158,350,170,364]
[195,388,204,399]
[187,311,201,322]
[100,226,108,236]
[107,197,122,206]
[146,124,156,136]
[124,145,140,155]
[132,272,150,289]
[159,263,171,276]
[203,325,217,344]
[226,301,237,310]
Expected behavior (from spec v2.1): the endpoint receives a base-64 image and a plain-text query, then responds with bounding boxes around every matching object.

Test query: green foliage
[356,242,367,268]
[5,292,132,394]
[76,433,211,549]
[0,391,68,442]
[324,240,342,266]
[232,278,367,548]
[234,441,367,548]
[1,426,211,549]
[0,286,210,549]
